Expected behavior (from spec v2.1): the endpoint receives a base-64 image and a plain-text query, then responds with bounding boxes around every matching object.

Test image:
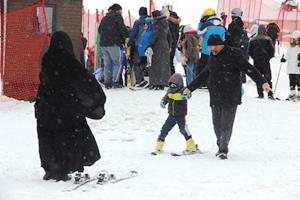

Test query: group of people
[34,3,300,182]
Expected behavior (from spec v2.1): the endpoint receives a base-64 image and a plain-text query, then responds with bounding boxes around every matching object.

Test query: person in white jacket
[248,19,258,38]
[281,30,300,100]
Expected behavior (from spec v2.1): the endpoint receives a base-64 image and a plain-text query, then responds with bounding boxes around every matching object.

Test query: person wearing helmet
[196,8,225,87]
[163,3,181,75]
[280,30,300,101]
[226,7,244,48]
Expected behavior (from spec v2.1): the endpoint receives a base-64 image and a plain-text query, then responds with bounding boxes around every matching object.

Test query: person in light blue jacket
[138,17,153,57]
[196,8,225,87]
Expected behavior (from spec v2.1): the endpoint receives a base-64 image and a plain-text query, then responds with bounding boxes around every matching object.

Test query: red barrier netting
[217,0,300,42]
[3,3,48,100]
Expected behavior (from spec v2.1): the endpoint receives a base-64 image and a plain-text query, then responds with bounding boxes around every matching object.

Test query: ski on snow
[62,170,138,192]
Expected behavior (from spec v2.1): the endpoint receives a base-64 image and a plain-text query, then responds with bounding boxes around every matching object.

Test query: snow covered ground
[1,54,300,200]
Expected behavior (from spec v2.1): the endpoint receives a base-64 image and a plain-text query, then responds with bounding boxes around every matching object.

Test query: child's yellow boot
[186,138,198,152]
[155,139,165,152]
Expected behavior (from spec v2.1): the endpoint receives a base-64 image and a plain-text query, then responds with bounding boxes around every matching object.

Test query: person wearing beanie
[280,31,300,101]
[180,25,199,84]
[110,3,122,12]
[128,6,149,87]
[196,8,225,88]
[183,34,272,159]
[152,73,199,155]
[98,3,128,89]
[248,24,275,99]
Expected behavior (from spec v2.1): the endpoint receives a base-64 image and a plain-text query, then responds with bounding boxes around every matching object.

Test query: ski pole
[273,54,284,95]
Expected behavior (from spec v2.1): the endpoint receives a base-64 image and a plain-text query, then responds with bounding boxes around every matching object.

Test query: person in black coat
[165,4,181,75]
[248,25,275,99]
[226,8,244,48]
[183,35,271,159]
[146,10,172,90]
[34,31,106,181]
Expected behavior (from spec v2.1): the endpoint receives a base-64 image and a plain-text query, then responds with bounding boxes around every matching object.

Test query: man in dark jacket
[98,3,129,89]
[128,7,148,86]
[226,8,244,48]
[248,25,275,99]
[183,34,271,159]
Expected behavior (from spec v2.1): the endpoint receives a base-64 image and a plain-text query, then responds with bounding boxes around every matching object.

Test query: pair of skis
[151,149,204,157]
[62,170,138,192]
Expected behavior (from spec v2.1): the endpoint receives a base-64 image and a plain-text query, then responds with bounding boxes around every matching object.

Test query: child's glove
[280,57,286,63]
[182,93,192,100]
[160,101,166,109]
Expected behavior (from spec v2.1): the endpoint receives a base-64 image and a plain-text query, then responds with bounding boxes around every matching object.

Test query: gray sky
[83,0,218,28]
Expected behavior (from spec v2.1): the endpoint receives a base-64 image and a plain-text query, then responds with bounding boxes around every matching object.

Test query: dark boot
[43,171,53,180]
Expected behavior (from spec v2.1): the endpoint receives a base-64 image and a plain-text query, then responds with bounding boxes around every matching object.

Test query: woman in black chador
[34,31,106,181]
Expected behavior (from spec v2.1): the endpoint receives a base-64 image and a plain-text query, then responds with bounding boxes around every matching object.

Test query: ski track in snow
[1,55,300,200]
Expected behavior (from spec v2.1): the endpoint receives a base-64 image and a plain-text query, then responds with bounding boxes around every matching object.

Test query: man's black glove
[280,57,286,63]
[298,53,300,61]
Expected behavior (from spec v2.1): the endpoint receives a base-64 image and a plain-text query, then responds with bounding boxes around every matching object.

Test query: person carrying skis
[280,30,300,101]
[183,34,272,160]
[154,73,198,154]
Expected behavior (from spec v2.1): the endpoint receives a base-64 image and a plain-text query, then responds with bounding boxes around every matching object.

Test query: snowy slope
[1,55,300,200]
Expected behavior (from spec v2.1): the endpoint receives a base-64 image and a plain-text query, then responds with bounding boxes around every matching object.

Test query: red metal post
[82,6,84,35]
[149,0,152,16]
[87,9,90,47]
[247,0,251,27]
[128,10,132,27]
[41,0,50,45]
[0,0,4,80]
[96,9,99,23]
[296,7,299,30]
[258,0,262,24]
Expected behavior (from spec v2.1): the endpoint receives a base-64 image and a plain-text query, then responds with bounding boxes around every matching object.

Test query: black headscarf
[47,31,74,56]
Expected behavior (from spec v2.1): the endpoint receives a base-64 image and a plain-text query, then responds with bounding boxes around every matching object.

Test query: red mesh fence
[2,3,48,100]
[217,0,300,41]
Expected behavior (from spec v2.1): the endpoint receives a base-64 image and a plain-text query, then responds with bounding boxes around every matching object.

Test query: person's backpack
[239,29,250,60]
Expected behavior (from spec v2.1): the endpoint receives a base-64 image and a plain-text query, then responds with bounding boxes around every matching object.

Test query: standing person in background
[145,10,172,90]
[248,25,275,99]
[128,7,149,87]
[183,34,272,160]
[197,8,225,87]
[220,11,227,27]
[280,30,300,101]
[80,32,87,67]
[35,31,106,181]
[248,19,259,38]
[163,3,181,75]
[226,8,244,48]
[266,22,280,47]
[180,25,199,85]
[98,3,129,89]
